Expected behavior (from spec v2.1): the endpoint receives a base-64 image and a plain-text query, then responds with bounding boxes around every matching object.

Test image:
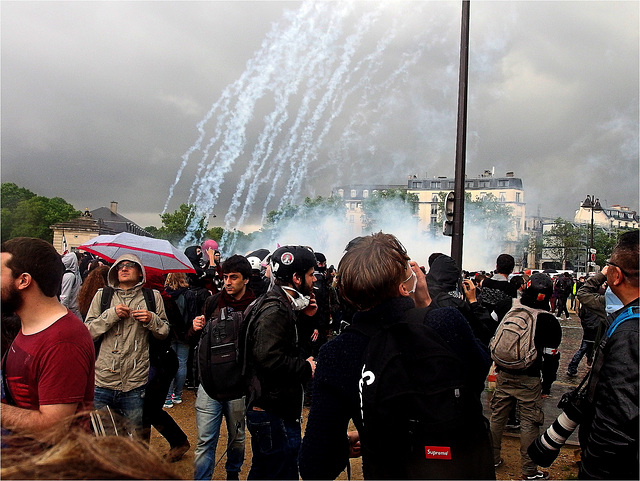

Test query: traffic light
[443,191,454,236]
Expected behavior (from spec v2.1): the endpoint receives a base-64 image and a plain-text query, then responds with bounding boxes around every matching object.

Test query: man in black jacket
[481,253,517,322]
[243,245,318,480]
[578,230,638,480]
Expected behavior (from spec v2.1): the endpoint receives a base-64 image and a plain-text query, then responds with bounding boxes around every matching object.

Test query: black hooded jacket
[427,255,497,346]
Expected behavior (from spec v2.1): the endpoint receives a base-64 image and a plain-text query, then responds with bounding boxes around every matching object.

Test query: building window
[363,190,369,198]
[465,181,473,188]
[431,194,439,203]
[412,181,422,188]
[479,181,490,188]
[350,189,357,198]
[430,204,438,215]
[498,180,508,187]
[516,192,521,203]
[350,215,354,223]
[499,192,506,202]
[338,189,344,197]
[372,190,378,195]
[431,181,441,189]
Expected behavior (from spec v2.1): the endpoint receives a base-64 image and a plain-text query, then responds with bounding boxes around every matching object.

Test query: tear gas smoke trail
[221,2,355,252]
[180,2,325,246]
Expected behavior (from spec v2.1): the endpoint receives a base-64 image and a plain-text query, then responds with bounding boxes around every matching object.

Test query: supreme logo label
[424,446,452,460]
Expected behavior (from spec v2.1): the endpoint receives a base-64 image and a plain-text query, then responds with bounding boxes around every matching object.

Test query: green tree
[543,219,587,269]
[361,189,418,232]
[1,182,36,209]
[157,204,208,245]
[2,195,80,242]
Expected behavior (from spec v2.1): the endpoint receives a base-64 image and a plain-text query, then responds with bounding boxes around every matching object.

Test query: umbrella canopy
[79,233,195,274]
[246,248,270,262]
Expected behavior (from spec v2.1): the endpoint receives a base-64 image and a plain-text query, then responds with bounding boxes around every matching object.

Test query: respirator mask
[281,286,311,311]
[605,286,624,314]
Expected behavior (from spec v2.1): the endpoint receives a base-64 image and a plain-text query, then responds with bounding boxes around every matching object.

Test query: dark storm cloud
[2,1,637,230]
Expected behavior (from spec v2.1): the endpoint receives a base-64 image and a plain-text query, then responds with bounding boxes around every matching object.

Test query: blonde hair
[165,272,190,290]
[337,232,410,311]
[1,425,182,479]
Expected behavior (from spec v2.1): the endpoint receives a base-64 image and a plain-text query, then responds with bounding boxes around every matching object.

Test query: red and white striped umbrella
[79,232,195,274]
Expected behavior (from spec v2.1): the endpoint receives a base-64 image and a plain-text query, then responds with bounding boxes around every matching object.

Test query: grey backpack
[489,299,544,370]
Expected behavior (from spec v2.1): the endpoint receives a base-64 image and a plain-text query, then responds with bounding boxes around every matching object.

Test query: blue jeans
[168,340,189,399]
[246,409,301,480]
[567,339,595,374]
[94,385,146,436]
[193,385,245,479]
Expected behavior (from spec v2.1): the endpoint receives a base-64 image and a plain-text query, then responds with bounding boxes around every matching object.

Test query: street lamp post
[581,195,602,274]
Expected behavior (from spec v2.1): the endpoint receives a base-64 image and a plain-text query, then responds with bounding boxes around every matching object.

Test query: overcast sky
[2,1,638,235]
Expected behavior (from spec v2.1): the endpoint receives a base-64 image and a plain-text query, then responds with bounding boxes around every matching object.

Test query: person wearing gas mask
[241,245,318,480]
[577,230,638,479]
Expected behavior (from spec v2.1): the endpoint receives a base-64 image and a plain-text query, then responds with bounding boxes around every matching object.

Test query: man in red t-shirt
[1,237,95,433]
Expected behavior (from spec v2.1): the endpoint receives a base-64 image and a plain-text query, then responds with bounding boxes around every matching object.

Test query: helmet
[247,256,262,271]
[270,246,316,282]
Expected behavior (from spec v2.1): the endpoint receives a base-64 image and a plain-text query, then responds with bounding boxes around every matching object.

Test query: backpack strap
[100,286,114,314]
[605,305,639,337]
[141,287,156,313]
[2,348,16,406]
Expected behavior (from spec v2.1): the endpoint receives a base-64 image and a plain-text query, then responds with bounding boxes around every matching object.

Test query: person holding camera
[578,230,638,479]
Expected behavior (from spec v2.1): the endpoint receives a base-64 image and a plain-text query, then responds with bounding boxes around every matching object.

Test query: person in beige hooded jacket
[85,254,169,436]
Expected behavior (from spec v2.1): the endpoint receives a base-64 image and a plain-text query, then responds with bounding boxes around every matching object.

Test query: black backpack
[347,311,494,480]
[197,294,247,401]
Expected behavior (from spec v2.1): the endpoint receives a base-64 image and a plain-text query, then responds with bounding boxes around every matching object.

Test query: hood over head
[426,254,460,296]
[108,254,146,289]
[62,252,79,272]
[184,246,203,267]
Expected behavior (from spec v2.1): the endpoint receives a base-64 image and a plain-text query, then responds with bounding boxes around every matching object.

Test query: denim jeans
[567,339,595,374]
[167,340,189,399]
[94,385,146,436]
[246,409,301,480]
[193,385,245,480]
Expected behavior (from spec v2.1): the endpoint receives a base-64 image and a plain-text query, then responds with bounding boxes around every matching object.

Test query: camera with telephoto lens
[528,386,587,467]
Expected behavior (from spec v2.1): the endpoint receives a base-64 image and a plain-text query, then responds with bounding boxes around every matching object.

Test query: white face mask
[281,286,311,311]
[403,264,417,295]
[605,286,624,314]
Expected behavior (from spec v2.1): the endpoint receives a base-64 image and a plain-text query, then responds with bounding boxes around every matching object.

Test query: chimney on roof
[110,201,118,214]
[506,171,514,177]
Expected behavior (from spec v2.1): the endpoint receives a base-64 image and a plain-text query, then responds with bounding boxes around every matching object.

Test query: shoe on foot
[165,441,190,463]
[172,395,182,404]
[522,470,549,480]
[566,370,577,377]
[163,399,173,408]
[494,458,504,468]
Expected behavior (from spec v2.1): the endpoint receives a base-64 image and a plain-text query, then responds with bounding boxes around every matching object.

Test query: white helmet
[247,256,262,271]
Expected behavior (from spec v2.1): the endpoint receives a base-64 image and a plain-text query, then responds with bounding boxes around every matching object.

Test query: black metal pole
[451,0,470,268]
[589,195,594,274]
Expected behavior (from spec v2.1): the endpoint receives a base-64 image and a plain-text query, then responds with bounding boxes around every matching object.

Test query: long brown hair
[77,265,109,318]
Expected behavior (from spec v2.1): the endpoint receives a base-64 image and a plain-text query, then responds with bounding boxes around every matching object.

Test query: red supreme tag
[424,446,451,460]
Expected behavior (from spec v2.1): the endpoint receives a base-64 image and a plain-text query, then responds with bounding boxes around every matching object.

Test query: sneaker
[566,370,577,377]
[163,399,173,408]
[165,441,190,463]
[522,470,549,480]
[172,395,182,404]
[494,458,504,468]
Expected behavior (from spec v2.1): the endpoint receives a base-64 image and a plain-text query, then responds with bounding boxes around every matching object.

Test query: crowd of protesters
[1,230,637,480]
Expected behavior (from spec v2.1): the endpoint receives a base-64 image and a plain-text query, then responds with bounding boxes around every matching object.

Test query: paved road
[482,308,588,446]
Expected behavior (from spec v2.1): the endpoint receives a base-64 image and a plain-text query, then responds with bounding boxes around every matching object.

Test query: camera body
[528,388,587,467]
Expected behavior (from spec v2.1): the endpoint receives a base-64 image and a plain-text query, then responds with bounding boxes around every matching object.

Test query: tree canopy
[1,183,80,243]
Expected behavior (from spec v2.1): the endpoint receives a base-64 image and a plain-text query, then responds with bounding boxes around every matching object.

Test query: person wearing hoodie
[426,253,497,347]
[84,254,169,437]
[60,252,82,319]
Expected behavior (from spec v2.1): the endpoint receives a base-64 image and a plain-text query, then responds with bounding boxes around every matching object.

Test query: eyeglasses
[117,261,138,271]
[605,259,636,278]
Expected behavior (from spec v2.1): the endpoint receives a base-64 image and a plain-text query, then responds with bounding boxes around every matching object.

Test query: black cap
[315,252,326,264]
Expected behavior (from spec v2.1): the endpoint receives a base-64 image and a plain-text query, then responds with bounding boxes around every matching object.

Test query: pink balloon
[202,239,219,251]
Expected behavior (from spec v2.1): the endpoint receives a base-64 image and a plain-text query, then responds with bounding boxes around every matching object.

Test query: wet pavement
[482,308,588,446]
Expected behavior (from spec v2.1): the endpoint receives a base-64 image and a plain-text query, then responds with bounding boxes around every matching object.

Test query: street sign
[590,253,596,262]
[588,261,597,267]
[589,248,597,254]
